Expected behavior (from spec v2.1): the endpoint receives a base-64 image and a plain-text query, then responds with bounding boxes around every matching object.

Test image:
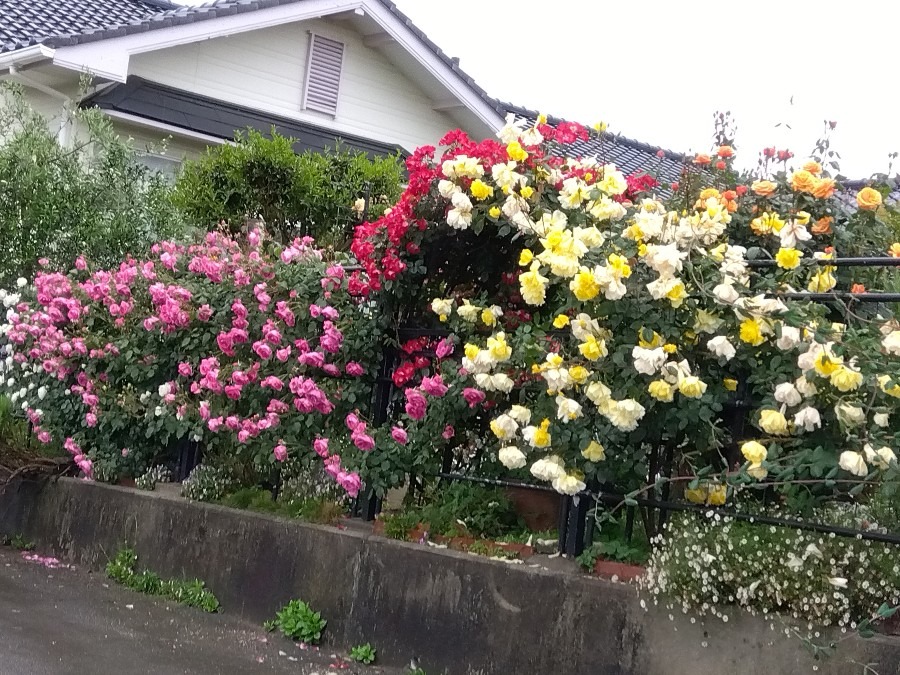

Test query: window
[302,33,345,117]
[137,152,182,182]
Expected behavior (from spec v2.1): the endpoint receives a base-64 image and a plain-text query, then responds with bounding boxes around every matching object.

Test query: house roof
[0,0,179,53]
[2,0,691,180]
[83,76,406,158]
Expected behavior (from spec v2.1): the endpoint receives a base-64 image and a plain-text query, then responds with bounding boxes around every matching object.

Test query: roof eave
[0,44,56,73]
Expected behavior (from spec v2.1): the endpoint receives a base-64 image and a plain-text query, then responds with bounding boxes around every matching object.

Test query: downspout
[7,64,73,147]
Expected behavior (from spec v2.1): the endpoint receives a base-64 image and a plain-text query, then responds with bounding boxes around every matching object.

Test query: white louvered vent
[303,33,345,117]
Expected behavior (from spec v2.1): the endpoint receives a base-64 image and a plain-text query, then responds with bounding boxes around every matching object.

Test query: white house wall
[128,18,461,153]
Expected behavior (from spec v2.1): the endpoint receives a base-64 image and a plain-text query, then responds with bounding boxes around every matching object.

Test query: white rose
[507,405,532,425]
[158,383,172,398]
[530,456,565,482]
[882,330,900,355]
[555,395,583,423]
[793,406,821,432]
[490,373,514,394]
[795,375,818,398]
[874,412,890,428]
[438,179,460,199]
[706,335,736,361]
[16,277,26,288]
[864,444,897,469]
[552,473,587,496]
[835,403,866,427]
[430,297,453,318]
[838,450,868,477]
[774,382,802,407]
[605,399,645,432]
[632,346,667,375]
[713,282,740,305]
[776,325,801,351]
[498,446,527,470]
[489,414,518,440]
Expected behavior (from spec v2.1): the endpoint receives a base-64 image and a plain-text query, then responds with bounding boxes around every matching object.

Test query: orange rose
[717,145,734,158]
[811,177,835,199]
[693,154,711,165]
[751,180,777,197]
[857,187,883,211]
[790,170,817,193]
[726,200,738,213]
[889,243,900,258]
[802,160,822,175]
[851,283,866,294]
[722,190,738,201]
[811,216,833,235]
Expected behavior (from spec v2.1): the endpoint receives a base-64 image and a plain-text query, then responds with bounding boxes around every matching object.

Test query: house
[0,0,688,182]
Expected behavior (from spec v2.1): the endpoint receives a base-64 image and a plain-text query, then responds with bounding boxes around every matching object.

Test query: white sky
[178,0,899,178]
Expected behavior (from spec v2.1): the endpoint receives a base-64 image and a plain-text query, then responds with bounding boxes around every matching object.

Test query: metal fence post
[557,494,589,557]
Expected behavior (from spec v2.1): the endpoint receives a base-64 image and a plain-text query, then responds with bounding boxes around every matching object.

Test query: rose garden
[3,91,900,673]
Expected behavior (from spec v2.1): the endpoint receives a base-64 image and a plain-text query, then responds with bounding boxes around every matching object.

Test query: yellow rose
[813,351,841,377]
[747,463,768,480]
[751,180,777,197]
[857,187,883,211]
[506,141,528,162]
[811,177,835,199]
[678,376,707,399]
[520,186,535,199]
[579,335,606,361]
[581,440,606,462]
[489,206,501,219]
[802,160,822,175]
[569,365,590,385]
[775,247,803,270]
[790,170,817,193]
[829,365,863,392]
[648,380,675,402]
[706,484,727,506]
[758,409,789,435]
[487,333,512,361]
[739,318,765,346]
[553,314,570,329]
[723,378,738,391]
[878,375,900,398]
[470,179,494,201]
[519,249,534,266]
[569,269,600,301]
[808,269,836,293]
[481,308,497,326]
[684,485,707,504]
[741,440,768,464]
[662,343,677,354]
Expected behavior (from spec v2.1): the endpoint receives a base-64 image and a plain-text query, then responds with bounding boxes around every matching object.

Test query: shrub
[0,82,185,287]
[641,509,900,635]
[172,129,403,247]
[181,465,233,503]
[135,464,171,491]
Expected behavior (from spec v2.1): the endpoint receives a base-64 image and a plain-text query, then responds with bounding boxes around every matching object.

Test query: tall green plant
[172,129,403,246]
[0,83,185,286]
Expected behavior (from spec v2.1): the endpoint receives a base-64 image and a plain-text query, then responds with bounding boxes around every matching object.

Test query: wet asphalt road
[0,547,404,675]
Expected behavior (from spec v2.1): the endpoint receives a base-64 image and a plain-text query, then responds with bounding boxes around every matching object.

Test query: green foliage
[0,82,185,286]
[172,129,403,246]
[1,533,35,551]
[269,599,327,644]
[578,512,650,569]
[105,547,220,612]
[465,540,517,560]
[420,483,523,538]
[348,643,377,664]
[216,486,345,525]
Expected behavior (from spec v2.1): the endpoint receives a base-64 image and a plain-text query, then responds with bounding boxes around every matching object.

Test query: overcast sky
[179,0,898,178]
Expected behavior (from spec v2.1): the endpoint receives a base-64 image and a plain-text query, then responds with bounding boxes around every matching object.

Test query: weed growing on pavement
[349,643,377,664]
[266,599,327,644]
[106,548,220,612]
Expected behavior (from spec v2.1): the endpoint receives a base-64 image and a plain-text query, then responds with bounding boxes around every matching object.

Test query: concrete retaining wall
[2,478,899,674]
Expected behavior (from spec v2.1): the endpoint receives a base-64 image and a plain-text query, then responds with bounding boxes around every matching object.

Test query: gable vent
[303,33,345,117]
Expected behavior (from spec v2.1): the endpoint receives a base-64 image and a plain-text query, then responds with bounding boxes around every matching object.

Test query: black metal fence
[353,256,900,557]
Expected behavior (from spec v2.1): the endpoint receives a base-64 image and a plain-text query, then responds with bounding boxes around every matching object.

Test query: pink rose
[404,388,427,420]
[313,437,329,458]
[252,341,273,360]
[345,413,361,431]
[391,426,408,445]
[337,471,361,498]
[462,388,486,408]
[208,417,224,432]
[85,412,97,428]
[275,347,291,362]
[421,374,449,398]
[345,362,365,377]
[435,338,454,359]
[197,304,213,321]
[273,443,288,462]
[178,362,193,377]
[442,425,455,440]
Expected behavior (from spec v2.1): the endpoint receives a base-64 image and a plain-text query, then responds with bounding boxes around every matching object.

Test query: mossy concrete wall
[3,478,899,674]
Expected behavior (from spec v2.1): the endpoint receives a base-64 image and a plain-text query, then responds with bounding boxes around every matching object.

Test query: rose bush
[0,230,408,495]
[348,114,900,509]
